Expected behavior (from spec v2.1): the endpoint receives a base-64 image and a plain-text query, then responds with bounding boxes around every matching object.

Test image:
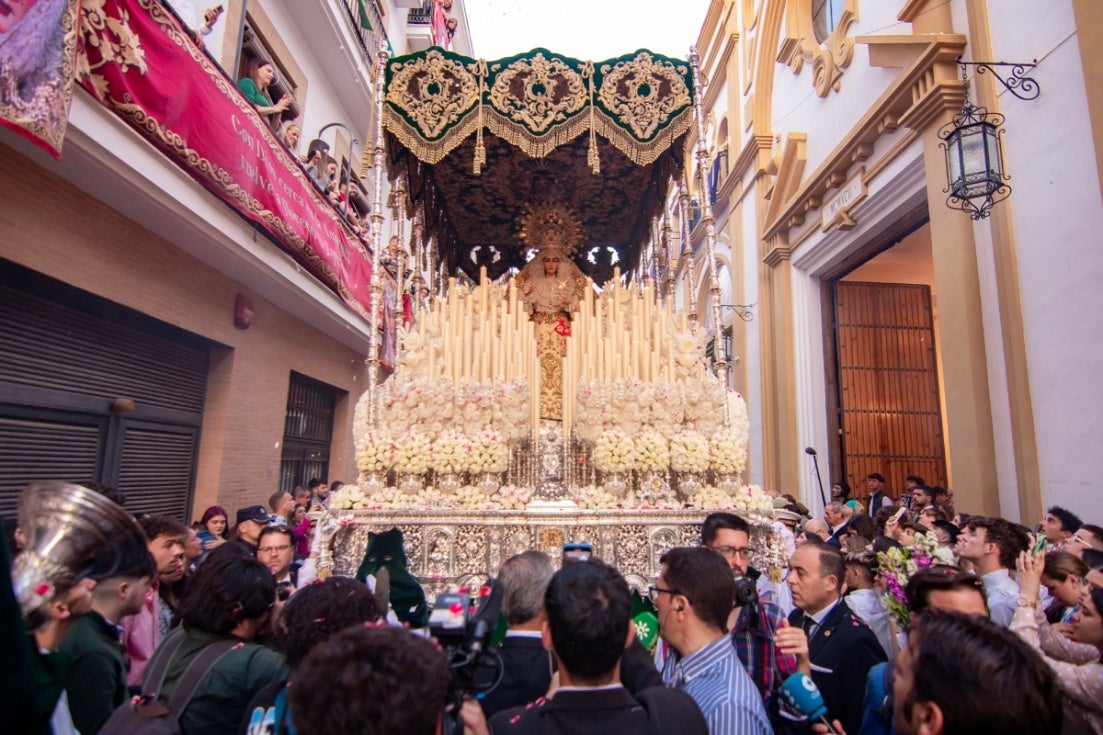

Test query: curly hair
[274,577,382,668]
[290,626,449,735]
[966,517,1030,569]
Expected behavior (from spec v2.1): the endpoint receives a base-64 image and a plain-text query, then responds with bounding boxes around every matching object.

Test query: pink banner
[74,0,391,327]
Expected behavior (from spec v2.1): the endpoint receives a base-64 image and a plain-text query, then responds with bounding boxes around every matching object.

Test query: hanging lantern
[938,101,1010,220]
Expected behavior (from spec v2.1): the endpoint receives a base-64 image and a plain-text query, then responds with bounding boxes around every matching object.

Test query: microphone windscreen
[804,447,817,455]
[779,673,828,721]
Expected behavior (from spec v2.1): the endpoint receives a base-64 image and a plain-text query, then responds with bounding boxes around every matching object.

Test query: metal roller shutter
[0,262,210,521]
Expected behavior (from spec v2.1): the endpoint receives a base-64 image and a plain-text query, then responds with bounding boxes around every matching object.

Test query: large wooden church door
[834,281,947,501]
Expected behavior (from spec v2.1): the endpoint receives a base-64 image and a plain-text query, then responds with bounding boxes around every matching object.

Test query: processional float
[315,40,787,595]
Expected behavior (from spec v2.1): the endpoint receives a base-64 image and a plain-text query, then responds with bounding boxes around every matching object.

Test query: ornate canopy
[382,47,694,284]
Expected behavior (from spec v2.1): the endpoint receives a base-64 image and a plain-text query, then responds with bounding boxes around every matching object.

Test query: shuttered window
[279,372,340,492]
[0,262,209,520]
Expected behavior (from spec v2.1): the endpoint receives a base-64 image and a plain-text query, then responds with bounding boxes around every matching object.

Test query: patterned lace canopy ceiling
[382,47,694,284]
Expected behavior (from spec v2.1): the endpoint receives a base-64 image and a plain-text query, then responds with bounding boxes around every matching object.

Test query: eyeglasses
[648,585,681,604]
[258,544,292,554]
[711,546,752,559]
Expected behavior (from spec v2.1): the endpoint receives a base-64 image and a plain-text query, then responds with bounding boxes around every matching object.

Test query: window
[279,373,340,492]
[812,0,845,44]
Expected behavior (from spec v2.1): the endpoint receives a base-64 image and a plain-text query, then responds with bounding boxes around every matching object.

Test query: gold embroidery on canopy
[488,52,587,134]
[597,52,691,141]
[386,49,480,140]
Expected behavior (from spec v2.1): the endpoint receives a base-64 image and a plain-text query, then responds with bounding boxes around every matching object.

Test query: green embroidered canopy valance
[382,47,694,284]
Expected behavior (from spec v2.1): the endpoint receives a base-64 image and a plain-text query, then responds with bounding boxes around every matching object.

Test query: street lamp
[938,59,1040,220]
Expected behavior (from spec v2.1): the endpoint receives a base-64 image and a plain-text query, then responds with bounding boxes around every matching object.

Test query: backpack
[99,629,237,735]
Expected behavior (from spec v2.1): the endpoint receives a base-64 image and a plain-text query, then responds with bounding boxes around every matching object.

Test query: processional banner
[72,0,389,326]
[0,0,82,158]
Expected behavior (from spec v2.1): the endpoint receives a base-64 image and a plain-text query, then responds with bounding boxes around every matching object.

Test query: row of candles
[415,266,696,441]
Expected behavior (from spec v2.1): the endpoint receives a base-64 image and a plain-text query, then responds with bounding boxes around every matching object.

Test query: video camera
[428,578,505,734]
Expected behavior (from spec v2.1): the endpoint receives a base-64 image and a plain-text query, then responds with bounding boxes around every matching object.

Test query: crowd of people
[5,474,1103,735]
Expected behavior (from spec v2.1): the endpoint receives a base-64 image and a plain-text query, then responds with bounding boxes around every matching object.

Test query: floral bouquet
[877,531,956,627]
[689,485,735,510]
[648,383,684,439]
[709,430,747,476]
[731,484,773,514]
[495,484,533,510]
[669,430,709,473]
[592,428,636,473]
[575,485,621,510]
[329,484,366,511]
[634,429,669,472]
[431,429,470,474]
[393,431,431,475]
[469,429,510,474]
[356,431,395,474]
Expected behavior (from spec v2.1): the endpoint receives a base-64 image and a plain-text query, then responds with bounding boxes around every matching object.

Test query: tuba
[11,481,149,626]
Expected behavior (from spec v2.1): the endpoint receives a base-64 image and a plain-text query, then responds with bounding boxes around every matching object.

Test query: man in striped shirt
[656,547,771,735]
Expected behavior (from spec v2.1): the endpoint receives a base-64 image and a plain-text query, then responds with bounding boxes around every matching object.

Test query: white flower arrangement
[431,429,470,474]
[575,485,621,510]
[393,431,431,474]
[730,484,773,514]
[494,484,533,510]
[592,428,637,473]
[669,430,709,473]
[688,484,736,510]
[329,484,367,511]
[709,430,747,476]
[356,431,395,473]
[634,429,669,472]
[469,429,510,474]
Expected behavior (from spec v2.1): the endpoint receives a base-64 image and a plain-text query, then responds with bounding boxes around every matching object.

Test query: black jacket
[788,599,887,735]
[488,685,707,735]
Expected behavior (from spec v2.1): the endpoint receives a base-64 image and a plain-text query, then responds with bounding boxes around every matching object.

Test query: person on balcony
[238,57,291,127]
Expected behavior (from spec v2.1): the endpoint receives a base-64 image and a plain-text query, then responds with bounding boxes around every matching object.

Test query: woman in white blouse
[1014,550,1103,734]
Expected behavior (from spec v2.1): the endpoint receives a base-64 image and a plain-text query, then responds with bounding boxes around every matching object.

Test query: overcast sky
[465,0,713,61]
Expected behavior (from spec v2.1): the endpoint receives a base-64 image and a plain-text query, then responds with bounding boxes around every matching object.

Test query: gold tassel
[584,61,600,174]
[473,59,488,175]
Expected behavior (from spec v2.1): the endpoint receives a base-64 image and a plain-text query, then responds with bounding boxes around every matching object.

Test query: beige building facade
[678,0,1103,523]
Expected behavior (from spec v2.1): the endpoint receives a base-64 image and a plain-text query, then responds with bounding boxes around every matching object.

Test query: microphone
[779,673,839,734]
[804,446,828,508]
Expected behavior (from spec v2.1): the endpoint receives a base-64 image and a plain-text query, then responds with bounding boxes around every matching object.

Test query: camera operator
[701,512,797,714]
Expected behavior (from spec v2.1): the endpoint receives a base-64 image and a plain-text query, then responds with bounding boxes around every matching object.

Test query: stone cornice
[762,34,967,242]
[704,33,740,112]
[732,133,774,180]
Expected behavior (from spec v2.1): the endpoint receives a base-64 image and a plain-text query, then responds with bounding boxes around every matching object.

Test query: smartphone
[563,542,593,564]
[1033,535,1048,554]
[891,506,907,523]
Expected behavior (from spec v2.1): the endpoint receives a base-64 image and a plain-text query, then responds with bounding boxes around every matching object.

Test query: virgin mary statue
[514,242,587,421]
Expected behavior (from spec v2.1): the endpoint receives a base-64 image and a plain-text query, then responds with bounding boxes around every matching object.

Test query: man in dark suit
[775,542,886,734]
[489,560,707,735]
[823,503,848,549]
[478,551,556,717]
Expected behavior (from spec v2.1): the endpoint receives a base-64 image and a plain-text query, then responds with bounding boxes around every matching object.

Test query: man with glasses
[257,525,313,597]
[698,512,796,718]
[652,547,770,735]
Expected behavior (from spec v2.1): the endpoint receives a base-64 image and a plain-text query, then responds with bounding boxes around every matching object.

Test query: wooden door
[834,282,947,501]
